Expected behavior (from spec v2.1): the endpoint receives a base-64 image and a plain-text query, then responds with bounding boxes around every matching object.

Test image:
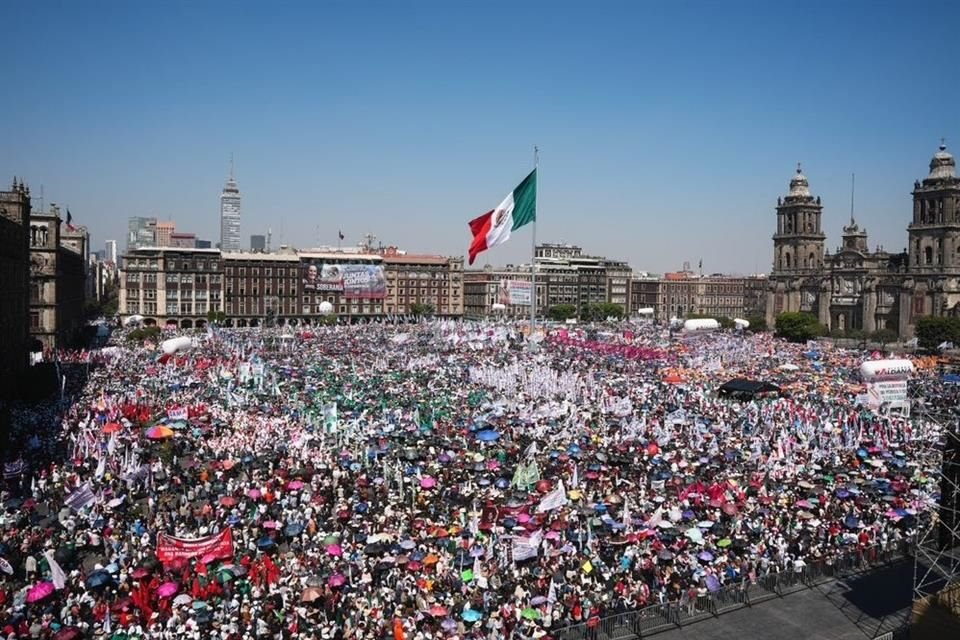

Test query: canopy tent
[717,378,781,398]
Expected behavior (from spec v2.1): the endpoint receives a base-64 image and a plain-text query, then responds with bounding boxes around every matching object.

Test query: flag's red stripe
[467,210,494,265]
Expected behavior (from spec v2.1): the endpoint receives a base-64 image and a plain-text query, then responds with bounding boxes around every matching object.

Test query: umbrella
[420,477,437,489]
[328,573,346,587]
[257,537,276,550]
[146,425,174,440]
[521,608,541,620]
[26,581,55,603]
[131,567,150,580]
[287,480,304,490]
[54,627,83,640]
[462,609,482,622]
[476,430,500,442]
[428,605,448,617]
[326,544,343,556]
[173,594,193,607]
[102,422,122,434]
[157,582,178,598]
[219,496,238,507]
[698,551,714,562]
[301,587,323,603]
[717,538,732,548]
[111,597,134,612]
[530,595,548,605]
[85,570,112,589]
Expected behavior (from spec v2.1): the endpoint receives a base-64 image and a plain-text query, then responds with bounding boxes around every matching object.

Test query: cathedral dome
[928,142,956,180]
[789,164,811,197]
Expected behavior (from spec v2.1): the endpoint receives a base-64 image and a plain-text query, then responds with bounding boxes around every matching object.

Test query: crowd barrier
[548,541,908,640]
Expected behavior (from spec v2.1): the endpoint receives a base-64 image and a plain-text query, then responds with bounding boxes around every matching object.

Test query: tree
[127,326,161,343]
[775,312,826,343]
[206,310,227,325]
[744,315,768,332]
[410,303,435,316]
[915,316,960,351]
[870,328,898,348]
[548,304,577,322]
[581,303,625,322]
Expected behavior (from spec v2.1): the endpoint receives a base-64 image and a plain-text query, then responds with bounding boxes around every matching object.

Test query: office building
[127,217,157,251]
[219,165,241,252]
[250,234,266,252]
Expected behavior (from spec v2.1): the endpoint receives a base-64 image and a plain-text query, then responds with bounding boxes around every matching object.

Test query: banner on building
[497,279,532,306]
[302,264,345,292]
[342,265,387,299]
[157,528,234,565]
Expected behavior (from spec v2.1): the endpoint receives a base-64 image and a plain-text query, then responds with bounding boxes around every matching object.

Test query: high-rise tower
[220,158,241,252]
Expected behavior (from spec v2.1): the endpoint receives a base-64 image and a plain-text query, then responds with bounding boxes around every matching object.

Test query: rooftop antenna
[229,153,235,180]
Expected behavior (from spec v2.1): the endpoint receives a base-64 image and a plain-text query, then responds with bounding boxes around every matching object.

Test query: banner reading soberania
[157,528,234,565]
[301,263,387,299]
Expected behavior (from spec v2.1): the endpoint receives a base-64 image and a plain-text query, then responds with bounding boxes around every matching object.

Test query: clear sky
[3,0,958,274]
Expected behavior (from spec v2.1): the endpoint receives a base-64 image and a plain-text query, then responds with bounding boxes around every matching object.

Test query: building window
[925,246,933,265]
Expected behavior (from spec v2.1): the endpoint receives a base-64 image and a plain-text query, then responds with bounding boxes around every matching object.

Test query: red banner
[157,528,233,565]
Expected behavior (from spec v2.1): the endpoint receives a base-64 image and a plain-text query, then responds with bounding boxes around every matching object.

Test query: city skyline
[2,1,959,273]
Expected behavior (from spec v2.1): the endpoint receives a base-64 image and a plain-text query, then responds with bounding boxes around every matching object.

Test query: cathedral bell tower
[767,164,828,327]
[773,164,826,273]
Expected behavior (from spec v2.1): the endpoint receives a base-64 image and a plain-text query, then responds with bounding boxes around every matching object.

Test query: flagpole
[531,145,539,329]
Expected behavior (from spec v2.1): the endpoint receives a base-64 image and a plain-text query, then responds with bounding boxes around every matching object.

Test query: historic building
[0,179,32,398]
[766,143,960,336]
[29,204,90,350]
[119,245,463,327]
[463,244,633,319]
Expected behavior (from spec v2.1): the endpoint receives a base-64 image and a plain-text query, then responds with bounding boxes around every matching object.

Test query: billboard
[342,264,387,299]
[497,279,532,306]
[302,264,345,292]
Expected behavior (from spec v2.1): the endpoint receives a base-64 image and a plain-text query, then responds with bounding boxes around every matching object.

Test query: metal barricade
[675,593,714,625]
[633,602,679,636]
[597,611,641,640]
[713,583,749,614]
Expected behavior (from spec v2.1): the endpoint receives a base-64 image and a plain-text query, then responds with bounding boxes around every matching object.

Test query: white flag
[536,480,568,513]
[42,550,67,590]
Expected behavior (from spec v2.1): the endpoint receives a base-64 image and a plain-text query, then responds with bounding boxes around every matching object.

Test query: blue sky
[2,0,958,274]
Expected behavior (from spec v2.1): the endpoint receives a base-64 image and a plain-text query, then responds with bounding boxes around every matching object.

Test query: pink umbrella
[26,581,55,603]
[328,573,346,587]
[262,521,280,530]
[287,480,304,490]
[326,544,343,556]
[157,582,179,598]
[247,488,261,499]
[420,477,437,489]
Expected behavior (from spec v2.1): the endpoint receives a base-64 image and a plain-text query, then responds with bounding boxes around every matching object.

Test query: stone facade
[119,246,463,327]
[29,204,89,350]
[0,179,32,399]
[766,143,960,337]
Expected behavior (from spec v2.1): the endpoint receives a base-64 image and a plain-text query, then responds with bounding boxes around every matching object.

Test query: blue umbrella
[476,430,500,442]
[284,523,304,537]
[257,537,276,550]
[843,515,860,530]
[86,570,112,589]
[705,575,721,592]
[462,609,482,622]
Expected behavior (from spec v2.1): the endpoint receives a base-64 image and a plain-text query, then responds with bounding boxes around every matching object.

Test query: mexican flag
[467,169,537,265]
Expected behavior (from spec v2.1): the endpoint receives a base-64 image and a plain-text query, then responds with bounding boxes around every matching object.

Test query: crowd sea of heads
[0,319,951,640]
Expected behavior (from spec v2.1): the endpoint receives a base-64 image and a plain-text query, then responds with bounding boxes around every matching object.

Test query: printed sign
[497,279,532,306]
[302,264,345,292]
[342,265,387,299]
[157,529,234,565]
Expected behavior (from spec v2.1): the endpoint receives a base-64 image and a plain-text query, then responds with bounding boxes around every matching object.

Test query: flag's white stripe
[484,191,516,250]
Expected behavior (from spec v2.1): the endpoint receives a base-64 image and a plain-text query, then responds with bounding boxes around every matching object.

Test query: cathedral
[766,142,960,338]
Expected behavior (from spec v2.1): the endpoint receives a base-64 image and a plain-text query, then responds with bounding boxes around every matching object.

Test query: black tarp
[717,378,781,397]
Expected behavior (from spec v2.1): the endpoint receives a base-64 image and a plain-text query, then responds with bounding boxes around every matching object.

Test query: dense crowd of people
[0,320,948,639]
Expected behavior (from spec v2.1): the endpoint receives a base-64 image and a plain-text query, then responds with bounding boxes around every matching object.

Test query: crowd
[0,320,947,640]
